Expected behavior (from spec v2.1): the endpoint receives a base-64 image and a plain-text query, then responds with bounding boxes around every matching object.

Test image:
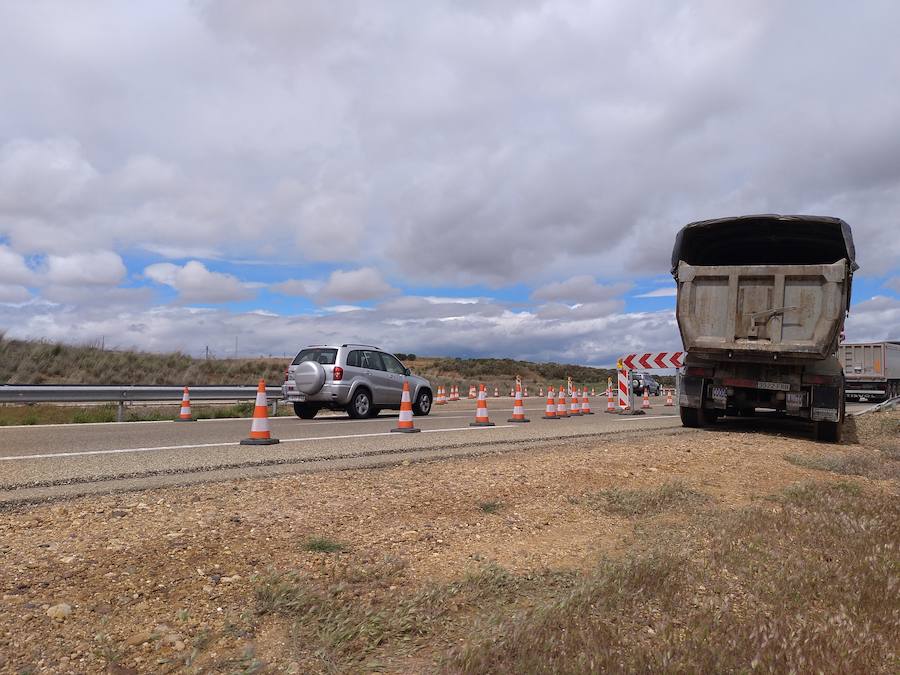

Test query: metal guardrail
[849,395,900,416]
[0,385,284,422]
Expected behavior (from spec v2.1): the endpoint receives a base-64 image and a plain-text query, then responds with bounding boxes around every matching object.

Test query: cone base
[175,418,195,422]
[542,415,558,420]
[240,437,280,445]
[507,418,530,423]
[470,421,495,427]
[581,411,595,415]
[391,427,421,433]
[569,412,583,416]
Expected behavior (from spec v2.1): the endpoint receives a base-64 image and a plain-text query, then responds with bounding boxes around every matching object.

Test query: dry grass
[0,401,295,426]
[591,480,711,516]
[784,449,900,480]
[446,482,900,673]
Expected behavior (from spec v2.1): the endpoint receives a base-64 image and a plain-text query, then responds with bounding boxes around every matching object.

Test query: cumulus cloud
[0,284,30,303]
[844,296,900,342]
[531,277,630,304]
[0,245,34,285]
[635,287,677,298]
[144,261,257,303]
[270,278,324,297]
[43,251,127,286]
[885,277,900,294]
[318,267,396,303]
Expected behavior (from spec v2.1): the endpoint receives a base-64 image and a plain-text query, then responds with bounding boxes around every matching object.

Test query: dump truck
[839,341,900,401]
[672,214,857,442]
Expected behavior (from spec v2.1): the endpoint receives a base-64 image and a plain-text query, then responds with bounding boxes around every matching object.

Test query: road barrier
[0,385,283,422]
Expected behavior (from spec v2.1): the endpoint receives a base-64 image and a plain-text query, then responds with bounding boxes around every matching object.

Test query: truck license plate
[757,381,791,391]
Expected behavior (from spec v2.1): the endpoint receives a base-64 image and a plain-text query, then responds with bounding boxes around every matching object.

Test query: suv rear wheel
[293,403,320,419]
[347,388,374,419]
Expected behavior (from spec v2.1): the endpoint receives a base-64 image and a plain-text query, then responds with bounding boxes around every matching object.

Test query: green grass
[302,537,346,553]
[478,501,502,514]
[592,480,710,517]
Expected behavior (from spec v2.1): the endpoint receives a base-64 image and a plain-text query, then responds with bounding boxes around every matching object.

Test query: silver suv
[631,372,661,396]
[282,344,433,419]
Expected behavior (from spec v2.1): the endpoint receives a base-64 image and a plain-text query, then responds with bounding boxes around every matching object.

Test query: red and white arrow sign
[621,351,683,370]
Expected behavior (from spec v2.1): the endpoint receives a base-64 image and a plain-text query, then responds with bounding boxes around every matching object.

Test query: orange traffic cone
[508,382,530,423]
[591,387,596,396]
[556,385,569,418]
[539,386,544,398]
[391,379,421,433]
[665,388,674,406]
[642,387,651,409]
[469,385,477,399]
[494,386,500,398]
[436,385,447,405]
[240,380,279,445]
[449,385,459,402]
[569,383,582,416]
[542,385,557,419]
[524,386,528,398]
[176,386,194,422]
[581,387,593,414]
[470,384,495,427]
[606,385,615,413]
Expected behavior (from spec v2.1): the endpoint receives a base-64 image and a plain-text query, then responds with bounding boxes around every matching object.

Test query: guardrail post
[271,398,278,416]
[117,401,125,423]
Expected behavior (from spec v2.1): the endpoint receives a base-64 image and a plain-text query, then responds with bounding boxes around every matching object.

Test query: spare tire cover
[293,361,326,395]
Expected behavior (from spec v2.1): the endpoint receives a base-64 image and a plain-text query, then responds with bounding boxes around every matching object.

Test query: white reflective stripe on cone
[250,416,269,433]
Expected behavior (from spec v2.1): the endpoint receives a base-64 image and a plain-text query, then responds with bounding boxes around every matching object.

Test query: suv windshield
[292,348,337,366]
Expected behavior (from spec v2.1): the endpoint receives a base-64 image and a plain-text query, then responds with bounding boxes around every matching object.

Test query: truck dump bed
[672,215,857,362]
[840,342,900,382]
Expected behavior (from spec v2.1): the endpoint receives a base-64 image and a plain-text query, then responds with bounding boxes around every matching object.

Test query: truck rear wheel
[680,406,717,428]
[814,420,842,443]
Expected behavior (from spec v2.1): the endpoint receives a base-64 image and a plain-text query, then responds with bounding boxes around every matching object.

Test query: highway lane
[0,399,873,504]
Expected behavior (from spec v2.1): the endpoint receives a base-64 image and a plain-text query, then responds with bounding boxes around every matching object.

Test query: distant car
[631,372,661,396]
[282,344,432,419]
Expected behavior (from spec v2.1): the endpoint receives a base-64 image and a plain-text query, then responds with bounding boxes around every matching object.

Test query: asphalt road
[0,398,874,505]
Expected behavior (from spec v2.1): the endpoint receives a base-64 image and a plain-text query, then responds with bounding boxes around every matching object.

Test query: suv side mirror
[404,368,411,376]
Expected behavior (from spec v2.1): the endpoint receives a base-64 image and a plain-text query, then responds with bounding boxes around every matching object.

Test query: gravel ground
[1,411,897,673]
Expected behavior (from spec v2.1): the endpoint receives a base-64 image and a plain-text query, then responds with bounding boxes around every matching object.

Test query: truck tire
[814,420,842,443]
[293,403,319,419]
[680,405,717,428]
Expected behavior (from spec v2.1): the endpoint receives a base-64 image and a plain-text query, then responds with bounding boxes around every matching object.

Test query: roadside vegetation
[0,401,296,426]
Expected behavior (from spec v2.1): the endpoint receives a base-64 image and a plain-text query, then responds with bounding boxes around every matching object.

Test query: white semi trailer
[672,214,857,442]
[839,341,900,401]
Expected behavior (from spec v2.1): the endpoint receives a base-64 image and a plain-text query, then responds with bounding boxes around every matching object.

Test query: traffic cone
[391,379,421,433]
[435,385,447,405]
[176,386,194,422]
[494,386,500,398]
[468,385,477,399]
[556,385,569,418]
[591,387,596,396]
[470,384,495,427]
[606,385,615,413]
[524,386,529,398]
[240,379,279,445]
[450,385,459,402]
[542,385,557,419]
[665,388,674,406]
[508,382,530,423]
[581,387,593,414]
[509,388,514,397]
[569,384,582,416]
[642,387,651,409]
[539,386,544,398]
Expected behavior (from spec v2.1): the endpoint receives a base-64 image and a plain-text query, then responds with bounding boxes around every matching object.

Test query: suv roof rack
[341,343,382,350]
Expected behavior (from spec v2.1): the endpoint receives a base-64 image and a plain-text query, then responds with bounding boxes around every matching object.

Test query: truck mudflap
[811,384,841,422]
[679,375,704,408]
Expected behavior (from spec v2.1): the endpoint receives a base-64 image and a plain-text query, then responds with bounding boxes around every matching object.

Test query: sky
[0,0,898,366]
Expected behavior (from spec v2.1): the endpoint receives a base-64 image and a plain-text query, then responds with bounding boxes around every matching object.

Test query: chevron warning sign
[621,352,684,370]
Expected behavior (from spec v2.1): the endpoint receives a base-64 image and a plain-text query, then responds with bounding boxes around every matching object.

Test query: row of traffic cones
[542,384,594,419]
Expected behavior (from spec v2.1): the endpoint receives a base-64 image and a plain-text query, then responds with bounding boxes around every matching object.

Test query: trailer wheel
[814,420,842,443]
[680,406,716,428]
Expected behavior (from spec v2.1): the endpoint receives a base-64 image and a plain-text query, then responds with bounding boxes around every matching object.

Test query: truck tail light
[333,366,344,381]
[802,373,836,385]
[686,366,714,378]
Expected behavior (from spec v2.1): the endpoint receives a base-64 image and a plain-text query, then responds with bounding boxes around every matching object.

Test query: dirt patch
[0,412,897,673]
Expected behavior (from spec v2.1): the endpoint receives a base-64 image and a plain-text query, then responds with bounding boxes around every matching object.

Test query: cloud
[270,278,324,297]
[43,251,127,286]
[0,245,34,285]
[144,261,257,303]
[319,267,397,303]
[0,284,30,303]
[531,277,630,304]
[885,277,900,294]
[635,287,677,298]
[844,296,900,342]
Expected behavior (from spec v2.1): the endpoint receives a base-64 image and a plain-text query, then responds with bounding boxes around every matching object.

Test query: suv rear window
[292,348,337,366]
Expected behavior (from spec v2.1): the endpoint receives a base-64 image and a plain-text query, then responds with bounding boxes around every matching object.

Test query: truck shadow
[708,411,858,445]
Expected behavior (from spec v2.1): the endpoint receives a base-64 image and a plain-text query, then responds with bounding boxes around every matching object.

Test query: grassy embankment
[0,337,620,425]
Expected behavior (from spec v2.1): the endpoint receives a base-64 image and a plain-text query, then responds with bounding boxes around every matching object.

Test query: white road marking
[613,415,678,421]
[0,425,517,462]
